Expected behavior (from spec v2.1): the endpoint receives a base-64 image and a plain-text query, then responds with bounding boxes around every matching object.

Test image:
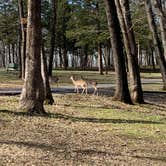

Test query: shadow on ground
[0,140,166,163]
[0,109,163,125]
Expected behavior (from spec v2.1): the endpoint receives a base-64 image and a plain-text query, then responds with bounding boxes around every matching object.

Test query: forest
[0,0,166,165]
[0,0,166,112]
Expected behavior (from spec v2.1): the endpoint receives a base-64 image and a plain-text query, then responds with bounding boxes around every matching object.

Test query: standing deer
[80,76,98,95]
[90,81,98,95]
[70,76,87,94]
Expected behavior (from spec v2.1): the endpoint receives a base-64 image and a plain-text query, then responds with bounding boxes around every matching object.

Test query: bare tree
[18,0,27,79]
[114,0,144,103]
[19,0,46,114]
[153,0,166,60]
[103,0,132,104]
[41,43,54,105]
[48,0,57,76]
[144,0,166,89]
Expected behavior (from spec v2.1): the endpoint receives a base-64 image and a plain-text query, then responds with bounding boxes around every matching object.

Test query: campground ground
[0,69,166,165]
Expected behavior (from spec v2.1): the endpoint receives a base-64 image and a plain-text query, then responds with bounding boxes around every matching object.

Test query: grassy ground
[0,68,164,91]
[0,92,166,165]
[0,68,166,165]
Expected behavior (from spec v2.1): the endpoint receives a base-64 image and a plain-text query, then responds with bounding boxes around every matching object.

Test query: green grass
[0,68,165,92]
[0,92,166,165]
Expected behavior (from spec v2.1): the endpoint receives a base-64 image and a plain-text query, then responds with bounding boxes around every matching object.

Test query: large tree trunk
[115,0,144,103]
[48,0,57,76]
[145,0,166,89]
[19,0,46,114]
[153,0,166,60]
[103,0,132,104]
[18,0,27,79]
[41,43,54,105]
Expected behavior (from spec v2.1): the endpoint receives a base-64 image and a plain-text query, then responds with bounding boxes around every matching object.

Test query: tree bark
[63,33,68,70]
[115,0,144,103]
[154,0,166,60]
[41,43,54,105]
[19,0,46,114]
[18,0,27,79]
[145,0,166,89]
[103,0,132,104]
[48,0,57,76]
[98,42,103,75]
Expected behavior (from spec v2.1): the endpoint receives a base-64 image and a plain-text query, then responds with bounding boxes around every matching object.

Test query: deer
[89,80,98,95]
[49,76,59,87]
[70,76,88,94]
[80,76,98,95]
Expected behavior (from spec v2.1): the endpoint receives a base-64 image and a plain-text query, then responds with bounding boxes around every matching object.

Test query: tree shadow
[0,140,71,159]
[140,102,166,113]
[73,149,112,156]
[1,140,165,163]
[132,155,166,162]
[0,109,163,125]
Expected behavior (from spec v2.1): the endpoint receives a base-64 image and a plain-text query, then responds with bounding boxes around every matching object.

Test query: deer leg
[77,88,79,93]
[82,87,85,94]
[85,87,87,94]
[93,87,98,95]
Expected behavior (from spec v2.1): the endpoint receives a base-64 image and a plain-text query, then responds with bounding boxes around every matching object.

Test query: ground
[0,69,166,165]
[0,91,166,165]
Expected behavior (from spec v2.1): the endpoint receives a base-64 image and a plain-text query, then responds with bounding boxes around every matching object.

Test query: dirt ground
[0,88,166,166]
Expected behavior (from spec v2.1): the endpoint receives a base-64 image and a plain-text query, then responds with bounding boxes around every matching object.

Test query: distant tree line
[0,0,165,72]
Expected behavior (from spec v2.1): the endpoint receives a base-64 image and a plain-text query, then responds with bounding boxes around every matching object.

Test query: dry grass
[0,92,166,165]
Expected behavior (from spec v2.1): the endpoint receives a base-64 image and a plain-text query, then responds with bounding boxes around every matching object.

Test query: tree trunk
[18,0,27,79]
[12,44,15,63]
[98,42,103,75]
[115,0,144,103]
[2,41,6,67]
[83,45,88,70]
[63,34,68,70]
[154,0,166,60]
[103,0,132,104]
[59,48,63,67]
[8,45,11,63]
[48,0,57,76]
[18,26,22,78]
[145,0,166,89]
[41,43,54,105]
[19,0,46,114]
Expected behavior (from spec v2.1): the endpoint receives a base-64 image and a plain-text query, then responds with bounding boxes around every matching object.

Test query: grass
[0,93,166,165]
[0,68,166,165]
[0,68,164,91]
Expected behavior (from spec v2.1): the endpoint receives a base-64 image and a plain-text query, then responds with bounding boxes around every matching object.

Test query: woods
[0,0,166,108]
[1,1,166,165]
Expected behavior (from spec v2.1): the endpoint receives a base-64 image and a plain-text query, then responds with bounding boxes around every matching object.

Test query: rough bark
[18,0,26,79]
[48,0,57,76]
[145,0,166,89]
[115,0,144,103]
[41,43,54,105]
[103,0,132,104]
[19,0,46,114]
[153,0,166,60]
